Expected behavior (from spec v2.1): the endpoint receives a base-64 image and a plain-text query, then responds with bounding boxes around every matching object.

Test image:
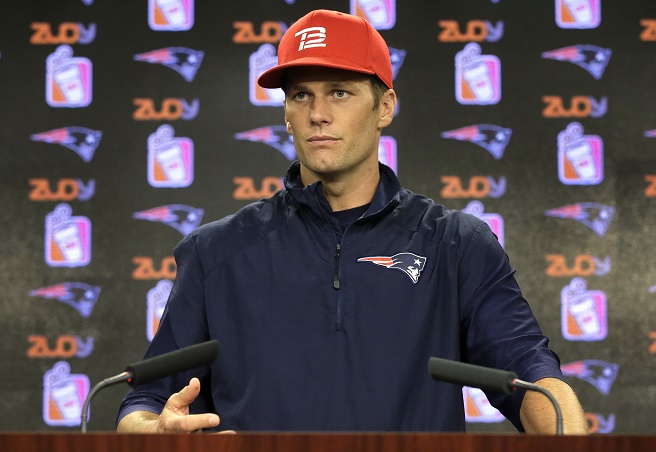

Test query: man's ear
[378,89,397,128]
[284,101,293,135]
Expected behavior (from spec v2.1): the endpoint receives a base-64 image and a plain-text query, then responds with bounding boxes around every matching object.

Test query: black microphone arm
[80,339,220,433]
[428,356,563,435]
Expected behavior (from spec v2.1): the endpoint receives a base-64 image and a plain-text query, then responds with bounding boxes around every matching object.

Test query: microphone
[80,339,220,433]
[428,356,563,435]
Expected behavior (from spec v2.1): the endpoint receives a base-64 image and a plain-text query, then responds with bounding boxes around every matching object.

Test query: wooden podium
[1,432,655,452]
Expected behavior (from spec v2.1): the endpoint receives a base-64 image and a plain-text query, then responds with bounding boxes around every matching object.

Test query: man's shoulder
[176,194,288,266]
[398,188,487,236]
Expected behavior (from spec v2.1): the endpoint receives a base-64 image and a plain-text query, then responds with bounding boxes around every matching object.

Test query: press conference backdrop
[1,0,655,433]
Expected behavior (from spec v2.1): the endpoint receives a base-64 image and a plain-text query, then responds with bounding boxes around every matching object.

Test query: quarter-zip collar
[283,161,402,224]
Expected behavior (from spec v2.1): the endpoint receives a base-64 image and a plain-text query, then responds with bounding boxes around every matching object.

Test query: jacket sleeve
[116,232,215,426]
[457,220,564,431]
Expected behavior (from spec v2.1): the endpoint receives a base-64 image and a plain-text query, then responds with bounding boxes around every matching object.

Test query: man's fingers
[160,413,220,433]
[167,378,201,410]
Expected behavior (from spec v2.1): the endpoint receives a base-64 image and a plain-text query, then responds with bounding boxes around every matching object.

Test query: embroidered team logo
[357,252,427,284]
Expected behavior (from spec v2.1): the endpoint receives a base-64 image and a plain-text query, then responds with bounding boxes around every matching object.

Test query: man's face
[283,66,395,184]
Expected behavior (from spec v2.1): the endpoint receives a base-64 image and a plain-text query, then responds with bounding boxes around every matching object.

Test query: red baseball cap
[257,9,393,89]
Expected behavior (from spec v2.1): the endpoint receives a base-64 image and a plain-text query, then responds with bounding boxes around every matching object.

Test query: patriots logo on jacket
[357,252,427,284]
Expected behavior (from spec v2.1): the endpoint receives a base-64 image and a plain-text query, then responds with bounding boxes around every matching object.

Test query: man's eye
[335,90,347,98]
[293,92,306,100]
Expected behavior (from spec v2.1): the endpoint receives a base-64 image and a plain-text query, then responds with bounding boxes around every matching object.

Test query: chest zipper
[334,243,343,331]
[333,244,341,289]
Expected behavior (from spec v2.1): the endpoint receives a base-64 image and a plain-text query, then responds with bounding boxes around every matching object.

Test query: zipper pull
[333,244,341,289]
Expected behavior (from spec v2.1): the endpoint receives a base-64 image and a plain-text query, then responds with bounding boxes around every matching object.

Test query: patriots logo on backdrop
[441,124,512,160]
[389,47,407,80]
[561,359,619,395]
[541,44,612,80]
[545,202,614,237]
[357,252,427,284]
[133,204,204,235]
[30,127,102,162]
[29,282,101,318]
[234,125,296,160]
[134,47,204,82]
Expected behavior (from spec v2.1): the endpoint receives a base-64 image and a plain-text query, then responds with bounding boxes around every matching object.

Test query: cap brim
[257,56,377,89]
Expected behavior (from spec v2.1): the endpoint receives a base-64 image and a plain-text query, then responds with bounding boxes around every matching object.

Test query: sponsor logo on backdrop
[556,0,601,29]
[558,122,604,185]
[148,0,194,31]
[351,0,396,30]
[27,335,94,359]
[29,178,96,202]
[30,22,96,45]
[147,280,173,341]
[45,204,91,267]
[438,20,504,42]
[42,361,90,427]
[561,360,618,395]
[463,386,504,423]
[455,43,501,105]
[147,124,194,188]
[134,47,204,82]
[545,254,611,277]
[441,124,512,159]
[561,277,607,341]
[545,202,614,237]
[132,256,177,280]
[29,283,101,317]
[233,21,287,44]
[645,175,656,197]
[133,98,199,121]
[378,136,397,174]
[441,176,506,199]
[233,177,284,201]
[133,204,204,235]
[542,95,607,118]
[462,201,504,247]
[541,45,611,80]
[30,126,102,162]
[640,19,656,41]
[249,44,285,106]
[235,125,296,160]
[46,45,92,108]
[586,413,615,434]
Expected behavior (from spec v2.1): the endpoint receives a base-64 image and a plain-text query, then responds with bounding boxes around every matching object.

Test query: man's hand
[117,378,230,433]
[520,377,588,435]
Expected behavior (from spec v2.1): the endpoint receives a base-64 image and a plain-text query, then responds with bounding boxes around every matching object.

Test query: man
[117,9,587,434]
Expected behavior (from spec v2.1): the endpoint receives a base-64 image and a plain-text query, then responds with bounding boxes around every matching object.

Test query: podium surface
[2,432,655,452]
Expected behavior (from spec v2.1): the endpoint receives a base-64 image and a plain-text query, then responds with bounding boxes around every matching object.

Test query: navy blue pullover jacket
[118,161,564,432]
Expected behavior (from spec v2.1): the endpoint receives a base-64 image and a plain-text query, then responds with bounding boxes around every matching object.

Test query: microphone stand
[512,378,564,435]
[80,371,130,433]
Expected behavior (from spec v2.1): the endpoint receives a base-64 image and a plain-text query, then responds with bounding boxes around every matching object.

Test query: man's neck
[300,163,380,212]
